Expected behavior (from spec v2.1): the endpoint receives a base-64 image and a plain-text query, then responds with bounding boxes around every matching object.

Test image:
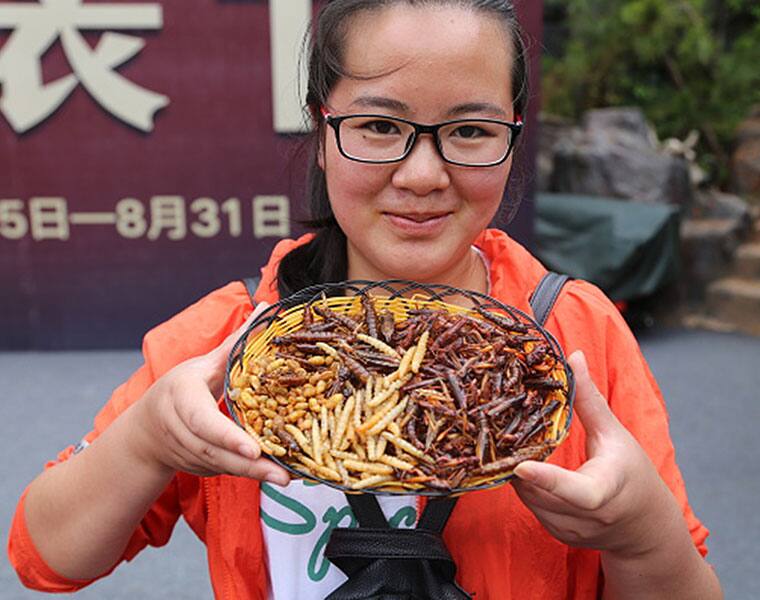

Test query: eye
[451,124,489,139]
[363,119,401,135]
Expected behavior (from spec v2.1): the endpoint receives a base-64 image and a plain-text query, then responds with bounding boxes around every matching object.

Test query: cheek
[455,164,511,216]
[324,142,391,219]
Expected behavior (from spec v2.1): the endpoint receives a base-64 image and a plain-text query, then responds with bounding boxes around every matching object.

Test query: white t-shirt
[261,480,418,600]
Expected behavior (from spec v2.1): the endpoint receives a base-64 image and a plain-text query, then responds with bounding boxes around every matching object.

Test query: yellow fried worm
[357,394,401,434]
[298,454,342,482]
[411,330,429,374]
[356,333,400,358]
[343,459,394,476]
[312,418,323,465]
[351,475,393,490]
[284,424,311,456]
[366,398,408,436]
[396,346,415,380]
[379,454,415,471]
[380,431,434,463]
[367,377,408,408]
[333,396,355,450]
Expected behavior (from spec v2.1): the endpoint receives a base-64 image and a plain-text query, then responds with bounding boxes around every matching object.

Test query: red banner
[1,0,540,349]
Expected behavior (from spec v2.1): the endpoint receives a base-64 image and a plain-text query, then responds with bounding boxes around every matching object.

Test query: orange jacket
[8,229,709,599]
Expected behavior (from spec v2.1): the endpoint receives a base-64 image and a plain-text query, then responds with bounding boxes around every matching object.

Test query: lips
[389,212,449,222]
[383,211,453,235]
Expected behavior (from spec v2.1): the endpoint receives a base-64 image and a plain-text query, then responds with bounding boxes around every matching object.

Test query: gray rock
[680,217,745,302]
[731,106,760,198]
[549,107,693,208]
[732,141,760,199]
[536,114,576,192]
[694,189,752,232]
[582,107,658,149]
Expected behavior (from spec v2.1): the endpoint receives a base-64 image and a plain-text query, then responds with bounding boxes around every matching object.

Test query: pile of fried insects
[228,293,569,493]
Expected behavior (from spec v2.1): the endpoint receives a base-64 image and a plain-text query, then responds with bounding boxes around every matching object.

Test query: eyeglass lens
[338,116,513,165]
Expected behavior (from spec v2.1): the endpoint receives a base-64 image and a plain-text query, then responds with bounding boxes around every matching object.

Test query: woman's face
[322,5,516,288]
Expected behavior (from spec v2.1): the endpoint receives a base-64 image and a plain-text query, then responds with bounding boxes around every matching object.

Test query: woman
[9,1,723,598]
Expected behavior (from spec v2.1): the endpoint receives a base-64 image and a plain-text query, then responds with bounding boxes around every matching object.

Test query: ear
[317,125,326,171]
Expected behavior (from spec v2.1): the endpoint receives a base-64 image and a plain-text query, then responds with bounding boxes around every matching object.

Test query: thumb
[205,301,271,389]
[567,351,618,439]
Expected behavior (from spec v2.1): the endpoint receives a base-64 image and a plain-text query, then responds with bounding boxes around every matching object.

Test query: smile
[383,211,453,235]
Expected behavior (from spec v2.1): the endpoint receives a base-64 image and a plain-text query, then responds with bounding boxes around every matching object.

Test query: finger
[567,351,619,438]
[232,458,291,485]
[175,386,262,459]
[512,477,581,516]
[189,450,290,484]
[513,459,613,511]
[167,398,288,484]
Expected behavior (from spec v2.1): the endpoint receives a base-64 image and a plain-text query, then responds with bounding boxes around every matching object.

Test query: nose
[391,134,450,196]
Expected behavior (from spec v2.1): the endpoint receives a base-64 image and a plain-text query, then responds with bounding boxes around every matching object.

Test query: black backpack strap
[417,497,458,532]
[345,493,390,529]
[241,276,261,305]
[325,495,470,599]
[530,272,571,327]
[345,493,458,532]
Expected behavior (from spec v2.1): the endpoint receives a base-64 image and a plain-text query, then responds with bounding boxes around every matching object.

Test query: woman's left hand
[512,350,675,557]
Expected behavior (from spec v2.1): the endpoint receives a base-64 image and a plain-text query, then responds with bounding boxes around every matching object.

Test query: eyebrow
[347,96,509,119]
[447,102,509,118]
[348,95,411,113]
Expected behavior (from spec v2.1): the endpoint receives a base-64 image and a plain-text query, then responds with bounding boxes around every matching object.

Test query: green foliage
[543,0,760,183]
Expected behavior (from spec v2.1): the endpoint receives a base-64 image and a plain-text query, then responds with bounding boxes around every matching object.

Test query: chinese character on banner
[29,197,70,241]
[0,0,168,133]
[147,196,186,240]
[253,196,290,239]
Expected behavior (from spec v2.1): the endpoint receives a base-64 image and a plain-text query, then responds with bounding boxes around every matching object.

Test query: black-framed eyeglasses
[322,109,523,168]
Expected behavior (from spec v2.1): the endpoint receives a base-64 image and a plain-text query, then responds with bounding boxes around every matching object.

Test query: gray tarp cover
[534,193,680,302]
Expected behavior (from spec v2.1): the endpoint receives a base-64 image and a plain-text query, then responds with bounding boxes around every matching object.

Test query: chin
[374,255,453,284]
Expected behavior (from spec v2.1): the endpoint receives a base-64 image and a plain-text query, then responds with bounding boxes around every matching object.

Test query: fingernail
[238,444,257,459]
[513,463,535,482]
[265,472,289,486]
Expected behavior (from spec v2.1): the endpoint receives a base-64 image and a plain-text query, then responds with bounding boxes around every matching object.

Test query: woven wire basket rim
[224,279,575,497]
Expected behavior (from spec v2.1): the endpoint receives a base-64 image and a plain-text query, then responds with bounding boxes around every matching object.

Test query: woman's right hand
[129,302,291,485]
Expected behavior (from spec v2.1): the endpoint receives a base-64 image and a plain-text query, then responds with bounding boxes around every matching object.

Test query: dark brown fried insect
[445,370,468,411]
[337,350,370,384]
[379,310,395,343]
[474,305,529,334]
[523,377,565,390]
[273,417,300,453]
[273,331,337,344]
[312,303,361,332]
[302,302,314,327]
[362,294,379,338]
[476,410,489,465]
[474,443,552,475]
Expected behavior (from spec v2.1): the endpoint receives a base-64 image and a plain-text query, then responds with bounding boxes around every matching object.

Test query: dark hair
[277,0,529,298]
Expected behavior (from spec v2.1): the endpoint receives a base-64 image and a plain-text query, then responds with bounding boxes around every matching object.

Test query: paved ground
[1,327,758,599]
